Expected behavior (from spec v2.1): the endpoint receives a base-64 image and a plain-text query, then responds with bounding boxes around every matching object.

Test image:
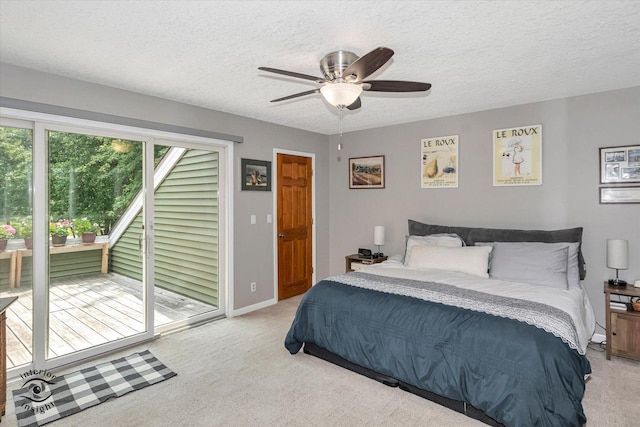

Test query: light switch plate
[250,214,256,225]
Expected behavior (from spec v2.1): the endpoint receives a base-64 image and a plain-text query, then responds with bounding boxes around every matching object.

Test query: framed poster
[600,186,640,204]
[241,158,271,191]
[493,124,542,186]
[421,135,458,188]
[599,145,640,184]
[349,155,385,189]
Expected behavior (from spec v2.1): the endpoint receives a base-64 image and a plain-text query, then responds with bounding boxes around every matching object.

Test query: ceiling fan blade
[270,89,320,102]
[258,67,327,83]
[363,80,432,92]
[346,97,361,110]
[343,47,394,82]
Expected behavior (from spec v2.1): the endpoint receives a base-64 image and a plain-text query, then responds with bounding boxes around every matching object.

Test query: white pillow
[489,242,569,289]
[406,245,492,278]
[404,233,464,266]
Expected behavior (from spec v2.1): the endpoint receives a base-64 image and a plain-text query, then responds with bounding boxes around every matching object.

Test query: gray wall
[330,87,640,333]
[0,63,331,312]
[3,61,638,333]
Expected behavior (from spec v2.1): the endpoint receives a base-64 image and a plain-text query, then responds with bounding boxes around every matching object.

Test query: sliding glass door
[1,110,229,377]
[0,121,33,370]
[152,144,222,329]
[46,128,147,360]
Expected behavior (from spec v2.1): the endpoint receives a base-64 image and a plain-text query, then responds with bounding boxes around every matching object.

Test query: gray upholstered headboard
[408,220,586,280]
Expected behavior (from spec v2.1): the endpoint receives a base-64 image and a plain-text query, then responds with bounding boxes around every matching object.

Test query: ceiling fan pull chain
[338,107,344,151]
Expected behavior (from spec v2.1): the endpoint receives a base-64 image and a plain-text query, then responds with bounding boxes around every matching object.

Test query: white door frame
[1,107,234,378]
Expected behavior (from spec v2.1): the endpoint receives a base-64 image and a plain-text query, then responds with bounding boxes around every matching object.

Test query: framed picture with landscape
[349,155,385,189]
[241,158,271,191]
[599,145,640,184]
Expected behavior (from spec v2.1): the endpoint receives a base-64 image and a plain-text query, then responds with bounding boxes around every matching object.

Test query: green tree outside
[1,126,168,235]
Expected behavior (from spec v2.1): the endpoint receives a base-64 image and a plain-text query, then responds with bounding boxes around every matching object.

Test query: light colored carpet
[5,295,640,426]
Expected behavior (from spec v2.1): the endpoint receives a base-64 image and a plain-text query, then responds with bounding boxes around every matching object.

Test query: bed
[285,220,596,427]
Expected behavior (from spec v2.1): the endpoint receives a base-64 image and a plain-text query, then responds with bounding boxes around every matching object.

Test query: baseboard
[231,298,277,317]
[591,333,606,344]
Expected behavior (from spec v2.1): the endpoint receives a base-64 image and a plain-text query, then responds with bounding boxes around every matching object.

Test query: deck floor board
[49,285,136,341]
[3,272,215,369]
[58,287,141,336]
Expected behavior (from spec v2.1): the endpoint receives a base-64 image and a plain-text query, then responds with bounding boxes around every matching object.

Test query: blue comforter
[285,277,591,427]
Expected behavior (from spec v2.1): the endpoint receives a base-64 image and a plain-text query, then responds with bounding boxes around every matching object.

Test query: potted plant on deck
[0,224,17,251]
[20,222,33,249]
[50,219,71,246]
[73,218,100,244]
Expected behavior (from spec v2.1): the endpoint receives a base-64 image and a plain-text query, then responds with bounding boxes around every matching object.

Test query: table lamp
[607,239,628,286]
[374,226,385,258]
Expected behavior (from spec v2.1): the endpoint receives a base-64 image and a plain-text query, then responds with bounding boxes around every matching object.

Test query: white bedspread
[358,258,596,354]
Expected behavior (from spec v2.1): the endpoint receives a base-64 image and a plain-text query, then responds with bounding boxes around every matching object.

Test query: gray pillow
[477,241,581,289]
[403,233,464,265]
[489,242,569,289]
[407,220,586,280]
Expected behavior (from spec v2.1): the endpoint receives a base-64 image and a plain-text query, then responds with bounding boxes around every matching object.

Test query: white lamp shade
[607,239,628,269]
[320,83,362,107]
[374,226,385,246]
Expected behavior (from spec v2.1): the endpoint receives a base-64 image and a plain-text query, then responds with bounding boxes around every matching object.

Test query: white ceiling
[1,1,639,135]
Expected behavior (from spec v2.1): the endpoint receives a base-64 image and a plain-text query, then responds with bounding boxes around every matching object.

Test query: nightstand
[345,254,388,273]
[604,282,640,361]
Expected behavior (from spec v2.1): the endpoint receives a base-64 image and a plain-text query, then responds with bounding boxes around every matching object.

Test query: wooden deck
[3,272,216,369]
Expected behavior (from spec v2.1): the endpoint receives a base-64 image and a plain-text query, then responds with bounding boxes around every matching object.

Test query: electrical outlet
[250,282,256,292]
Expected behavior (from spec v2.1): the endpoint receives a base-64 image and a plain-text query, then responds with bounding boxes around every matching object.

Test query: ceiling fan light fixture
[260,47,429,110]
[320,83,362,108]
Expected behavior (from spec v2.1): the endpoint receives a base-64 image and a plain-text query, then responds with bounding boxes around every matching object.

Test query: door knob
[278,233,285,238]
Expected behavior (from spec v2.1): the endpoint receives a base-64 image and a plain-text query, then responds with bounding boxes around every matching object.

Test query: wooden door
[277,153,312,300]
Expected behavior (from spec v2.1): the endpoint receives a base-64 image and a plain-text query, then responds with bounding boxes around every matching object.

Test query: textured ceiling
[1,1,639,135]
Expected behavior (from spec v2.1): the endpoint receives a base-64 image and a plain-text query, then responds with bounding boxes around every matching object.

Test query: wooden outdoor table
[14,241,109,288]
[0,250,17,288]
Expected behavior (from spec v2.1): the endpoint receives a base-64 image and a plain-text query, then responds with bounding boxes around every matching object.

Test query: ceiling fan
[258,47,432,110]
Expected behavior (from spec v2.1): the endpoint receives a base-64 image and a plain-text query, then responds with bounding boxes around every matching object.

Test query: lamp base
[373,252,384,259]
[608,278,628,286]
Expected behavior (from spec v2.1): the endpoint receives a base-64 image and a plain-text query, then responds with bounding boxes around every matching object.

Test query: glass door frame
[1,107,233,378]
[151,137,229,334]
[0,116,36,372]
[36,121,155,371]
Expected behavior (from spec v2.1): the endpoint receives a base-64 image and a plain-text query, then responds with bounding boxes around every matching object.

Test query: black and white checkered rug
[12,350,177,427]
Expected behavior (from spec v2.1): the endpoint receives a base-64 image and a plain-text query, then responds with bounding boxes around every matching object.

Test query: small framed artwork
[493,124,542,186]
[600,186,640,204]
[349,155,385,189]
[241,158,271,191]
[599,145,640,184]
